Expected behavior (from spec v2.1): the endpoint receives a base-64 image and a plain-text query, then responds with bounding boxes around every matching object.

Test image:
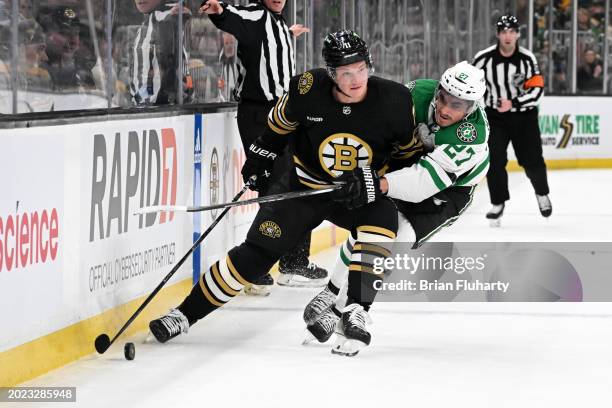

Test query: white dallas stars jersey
[385,79,490,203]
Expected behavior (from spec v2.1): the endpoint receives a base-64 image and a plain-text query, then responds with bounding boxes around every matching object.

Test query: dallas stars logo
[456,122,477,143]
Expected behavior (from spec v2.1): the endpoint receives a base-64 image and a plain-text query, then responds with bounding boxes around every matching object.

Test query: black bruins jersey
[262,68,420,189]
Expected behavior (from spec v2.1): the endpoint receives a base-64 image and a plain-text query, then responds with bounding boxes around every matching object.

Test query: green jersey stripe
[419,157,449,191]
[456,156,490,186]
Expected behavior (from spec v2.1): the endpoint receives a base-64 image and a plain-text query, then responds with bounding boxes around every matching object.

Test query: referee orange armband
[524,74,544,89]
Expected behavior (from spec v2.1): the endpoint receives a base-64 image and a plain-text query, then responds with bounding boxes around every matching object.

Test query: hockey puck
[124,342,135,360]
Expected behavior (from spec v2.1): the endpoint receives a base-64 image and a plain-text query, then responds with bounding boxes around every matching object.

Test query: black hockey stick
[133,184,341,215]
[94,181,251,354]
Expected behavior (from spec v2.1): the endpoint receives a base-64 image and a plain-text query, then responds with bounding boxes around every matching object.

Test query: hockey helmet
[496,14,519,32]
[438,61,486,116]
[322,30,373,79]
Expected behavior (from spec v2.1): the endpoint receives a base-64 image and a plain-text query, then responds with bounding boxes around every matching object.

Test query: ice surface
[9,170,612,408]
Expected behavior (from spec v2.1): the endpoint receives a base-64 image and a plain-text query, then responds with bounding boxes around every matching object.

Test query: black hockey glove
[241,137,280,192]
[331,166,382,209]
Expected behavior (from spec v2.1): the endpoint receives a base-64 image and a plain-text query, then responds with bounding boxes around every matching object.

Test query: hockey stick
[133,184,341,215]
[94,181,251,354]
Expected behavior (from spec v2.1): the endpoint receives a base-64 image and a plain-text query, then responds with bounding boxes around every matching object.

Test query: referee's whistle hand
[199,0,222,14]
[289,24,310,38]
[497,99,512,113]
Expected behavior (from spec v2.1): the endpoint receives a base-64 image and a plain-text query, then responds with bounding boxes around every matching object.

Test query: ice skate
[303,307,340,345]
[486,203,505,227]
[303,286,337,325]
[149,308,189,343]
[243,273,273,296]
[331,304,372,357]
[277,262,329,287]
[536,194,552,217]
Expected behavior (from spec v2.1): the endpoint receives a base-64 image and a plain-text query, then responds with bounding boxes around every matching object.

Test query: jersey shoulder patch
[434,105,489,146]
[297,71,314,94]
[410,79,437,125]
[289,68,329,100]
[455,122,478,143]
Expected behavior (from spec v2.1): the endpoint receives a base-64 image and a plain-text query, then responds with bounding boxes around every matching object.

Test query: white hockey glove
[416,123,435,152]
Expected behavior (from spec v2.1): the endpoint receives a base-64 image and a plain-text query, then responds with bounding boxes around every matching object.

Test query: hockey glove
[241,137,280,192]
[331,166,382,209]
[416,123,435,152]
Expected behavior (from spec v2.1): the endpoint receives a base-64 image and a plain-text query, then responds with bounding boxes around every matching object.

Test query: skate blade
[302,329,317,346]
[331,336,367,357]
[489,219,501,228]
[143,331,156,344]
[243,284,272,297]
[276,274,328,288]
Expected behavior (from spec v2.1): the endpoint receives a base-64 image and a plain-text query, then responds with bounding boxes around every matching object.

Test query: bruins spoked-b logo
[259,221,282,238]
[319,133,373,177]
[298,72,314,95]
[456,122,477,143]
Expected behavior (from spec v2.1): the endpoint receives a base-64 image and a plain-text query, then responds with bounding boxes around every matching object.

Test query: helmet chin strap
[334,84,352,99]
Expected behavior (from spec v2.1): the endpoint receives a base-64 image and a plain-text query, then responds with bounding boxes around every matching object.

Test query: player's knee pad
[227,242,278,284]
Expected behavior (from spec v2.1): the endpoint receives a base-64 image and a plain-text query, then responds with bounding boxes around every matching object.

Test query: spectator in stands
[185,17,218,103]
[37,6,95,90]
[553,63,569,94]
[0,25,11,113]
[217,31,237,102]
[577,48,603,93]
[19,20,51,88]
[17,19,54,111]
[129,0,193,105]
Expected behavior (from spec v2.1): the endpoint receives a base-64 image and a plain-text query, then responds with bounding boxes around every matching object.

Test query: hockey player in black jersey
[148,30,421,349]
[303,62,490,356]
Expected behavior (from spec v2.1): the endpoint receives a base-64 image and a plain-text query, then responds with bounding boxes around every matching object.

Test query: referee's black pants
[485,108,550,205]
[237,100,312,271]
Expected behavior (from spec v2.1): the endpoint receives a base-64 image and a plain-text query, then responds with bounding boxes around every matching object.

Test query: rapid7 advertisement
[79,116,193,311]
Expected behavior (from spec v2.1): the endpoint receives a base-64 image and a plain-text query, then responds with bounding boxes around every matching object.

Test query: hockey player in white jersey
[304,61,490,356]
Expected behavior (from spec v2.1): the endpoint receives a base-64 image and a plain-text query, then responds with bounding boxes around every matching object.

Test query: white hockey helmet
[438,61,486,115]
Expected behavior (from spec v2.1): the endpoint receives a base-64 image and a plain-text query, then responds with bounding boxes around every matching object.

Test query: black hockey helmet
[496,14,519,32]
[322,30,373,79]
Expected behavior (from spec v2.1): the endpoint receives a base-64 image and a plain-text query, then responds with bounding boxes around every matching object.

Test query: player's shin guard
[330,235,356,290]
[347,226,395,309]
[333,227,394,356]
[177,254,249,326]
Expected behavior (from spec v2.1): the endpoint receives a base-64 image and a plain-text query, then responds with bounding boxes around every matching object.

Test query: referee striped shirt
[209,2,295,103]
[130,4,191,105]
[472,44,544,112]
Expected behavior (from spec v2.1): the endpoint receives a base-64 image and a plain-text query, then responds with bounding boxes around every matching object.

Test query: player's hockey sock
[347,226,395,308]
[178,254,249,325]
[328,235,356,293]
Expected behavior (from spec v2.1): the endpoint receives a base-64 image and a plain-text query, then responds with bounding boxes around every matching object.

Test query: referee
[473,14,552,227]
[200,0,328,293]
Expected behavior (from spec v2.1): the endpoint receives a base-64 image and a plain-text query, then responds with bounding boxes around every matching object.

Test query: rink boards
[1,95,611,386]
[0,111,347,386]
